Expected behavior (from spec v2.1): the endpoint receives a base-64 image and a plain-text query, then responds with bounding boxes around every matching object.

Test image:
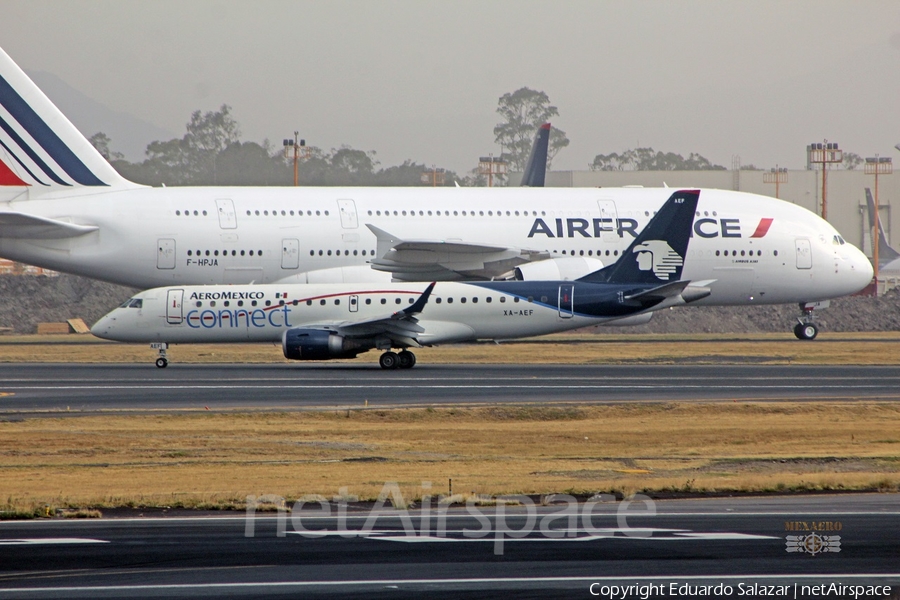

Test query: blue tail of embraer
[519,123,550,187]
[865,187,900,267]
[578,189,699,284]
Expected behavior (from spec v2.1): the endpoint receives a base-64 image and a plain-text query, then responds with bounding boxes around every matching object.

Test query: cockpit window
[832,235,847,246]
[119,299,132,308]
[128,299,143,308]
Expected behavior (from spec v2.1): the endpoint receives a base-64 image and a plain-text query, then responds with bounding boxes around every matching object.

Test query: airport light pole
[865,155,892,286]
[283,132,311,186]
[478,154,507,188]
[807,141,842,221]
[420,165,445,187]
[763,166,788,199]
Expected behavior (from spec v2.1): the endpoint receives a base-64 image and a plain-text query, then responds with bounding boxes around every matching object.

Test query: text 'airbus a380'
[0,46,872,339]
[92,190,709,368]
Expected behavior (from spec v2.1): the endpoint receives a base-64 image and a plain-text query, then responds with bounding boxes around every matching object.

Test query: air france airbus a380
[93,190,710,368]
[0,46,872,339]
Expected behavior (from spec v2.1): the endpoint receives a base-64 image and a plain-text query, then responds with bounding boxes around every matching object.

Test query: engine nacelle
[514,257,604,281]
[282,328,370,361]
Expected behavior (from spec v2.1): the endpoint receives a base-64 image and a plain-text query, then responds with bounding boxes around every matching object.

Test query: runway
[0,364,899,416]
[0,494,897,598]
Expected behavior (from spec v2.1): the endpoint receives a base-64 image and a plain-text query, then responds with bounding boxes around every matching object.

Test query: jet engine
[514,257,604,281]
[282,328,370,360]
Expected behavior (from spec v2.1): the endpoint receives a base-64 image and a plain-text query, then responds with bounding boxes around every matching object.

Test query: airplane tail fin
[519,123,550,187]
[0,46,139,192]
[577,189,699,285]
[865,187,900,265]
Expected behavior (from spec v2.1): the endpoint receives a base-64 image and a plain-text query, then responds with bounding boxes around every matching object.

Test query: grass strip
[1,403,898,513]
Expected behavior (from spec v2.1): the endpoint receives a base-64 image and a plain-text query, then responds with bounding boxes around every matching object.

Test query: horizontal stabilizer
[0,211,98,239]
[622,280,691,306]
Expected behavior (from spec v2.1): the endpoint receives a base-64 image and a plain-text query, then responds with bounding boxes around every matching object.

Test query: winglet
[578,189,700,284]
[366,224,402,259]
[400,282,436,316]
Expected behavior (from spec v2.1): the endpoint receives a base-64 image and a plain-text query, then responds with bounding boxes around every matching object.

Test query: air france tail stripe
[0,74,106,186]
[0,112,69,185]
[0,142,30,185]
[0,136,47,186]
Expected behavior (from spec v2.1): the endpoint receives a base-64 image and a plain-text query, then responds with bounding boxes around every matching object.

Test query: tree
[88,132,123,161]
[215,141,291,186]
[136,104,242,185]
[843,152,863,171]
[494,87,569,171]
[589,147,725,171]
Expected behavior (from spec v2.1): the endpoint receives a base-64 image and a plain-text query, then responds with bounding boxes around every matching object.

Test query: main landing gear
[793,302,825,340]
[152,343,169,368]
[379,350,417,370]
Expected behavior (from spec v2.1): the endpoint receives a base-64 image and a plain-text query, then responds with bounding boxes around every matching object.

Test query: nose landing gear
[793,301,827,340]
[151,342,169,367]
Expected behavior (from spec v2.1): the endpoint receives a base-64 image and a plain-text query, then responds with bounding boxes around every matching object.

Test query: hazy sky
[3,0,900,173]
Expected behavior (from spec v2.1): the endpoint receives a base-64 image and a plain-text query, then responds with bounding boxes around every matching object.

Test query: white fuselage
[92,281,657,345]
[0,186,873,305]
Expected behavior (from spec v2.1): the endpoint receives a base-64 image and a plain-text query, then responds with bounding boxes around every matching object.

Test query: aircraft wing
[301,282,435,348]
[0,212,98,239]
[366,224,550,281]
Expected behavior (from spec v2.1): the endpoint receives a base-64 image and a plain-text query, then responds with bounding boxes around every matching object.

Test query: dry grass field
[1,403,898,513]
[3,331,900,365]
[2,332,899,515]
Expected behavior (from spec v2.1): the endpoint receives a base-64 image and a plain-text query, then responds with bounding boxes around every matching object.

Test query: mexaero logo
[632,240,683,280]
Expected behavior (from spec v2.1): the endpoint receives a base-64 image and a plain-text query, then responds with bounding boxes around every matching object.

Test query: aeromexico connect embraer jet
[0,46,872,341]
[93,190,710,369]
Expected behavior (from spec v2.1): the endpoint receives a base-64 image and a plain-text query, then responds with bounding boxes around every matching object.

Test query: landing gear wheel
[794,322,818,340]
[155,357,168,368]
[379,351,399,370]
[397,350,416,369]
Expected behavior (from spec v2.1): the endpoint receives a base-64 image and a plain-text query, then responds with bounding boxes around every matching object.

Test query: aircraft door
[337,199,359,229]
[216,199,237,229]
[349,294,359,313]
[558,284,574,318]
[282,239,299,269]
[157,239,176,269]
[597,199,619,242]
[795,239,812,269]
[166,289,184,324]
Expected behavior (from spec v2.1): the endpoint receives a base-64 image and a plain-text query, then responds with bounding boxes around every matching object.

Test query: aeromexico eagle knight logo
[633,240,683,280]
